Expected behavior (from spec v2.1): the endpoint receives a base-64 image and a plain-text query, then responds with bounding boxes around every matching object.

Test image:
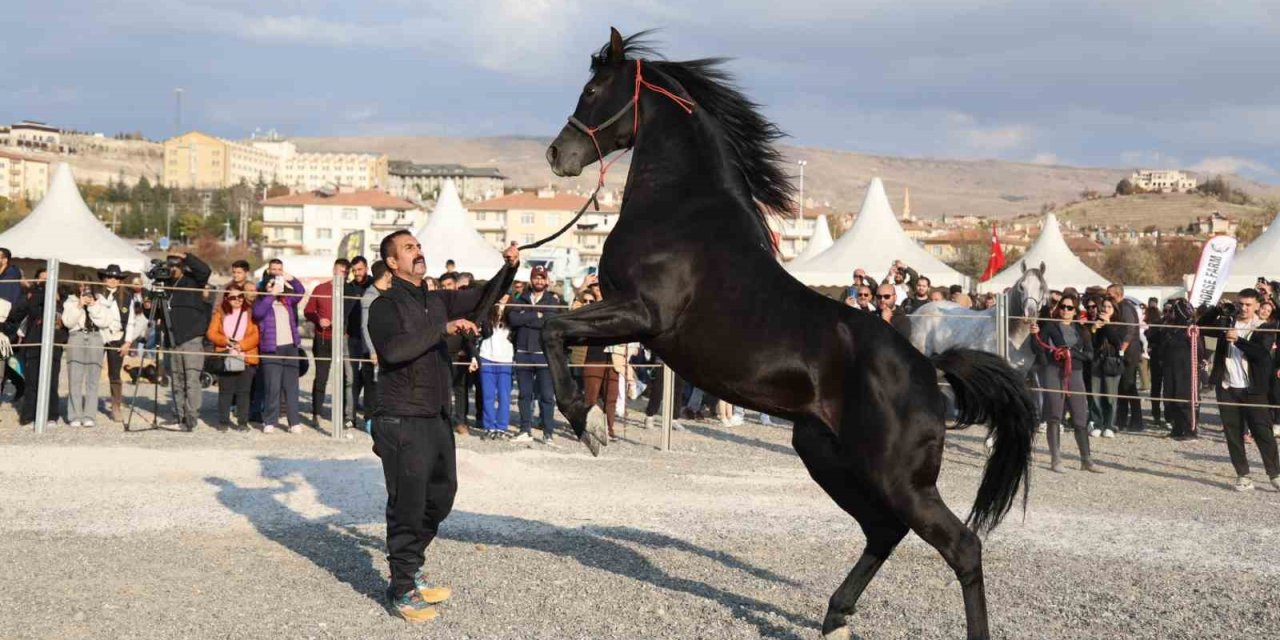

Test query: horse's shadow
[206,456,817,639]
[682,422,797,457]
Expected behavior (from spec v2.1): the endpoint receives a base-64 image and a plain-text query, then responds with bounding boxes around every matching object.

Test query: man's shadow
[206,456,817,639]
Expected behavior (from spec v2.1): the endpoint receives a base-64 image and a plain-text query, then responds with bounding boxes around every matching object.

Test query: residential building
[0,151,51,202]
[3,121,63,153]
[469,187,620,267]
[1190,212,1237,236]
[388,162,506,203]
[1130,170,1197,193]
[259,189,423,259]
[162,131,389,191]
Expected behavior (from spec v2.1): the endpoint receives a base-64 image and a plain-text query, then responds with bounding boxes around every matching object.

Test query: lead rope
[520,59,695,252]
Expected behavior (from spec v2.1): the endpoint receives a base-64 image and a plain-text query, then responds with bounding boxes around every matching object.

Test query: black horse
[541,29,1035,640]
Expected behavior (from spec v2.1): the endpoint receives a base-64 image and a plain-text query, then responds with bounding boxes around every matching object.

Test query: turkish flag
[979,225,1006,282]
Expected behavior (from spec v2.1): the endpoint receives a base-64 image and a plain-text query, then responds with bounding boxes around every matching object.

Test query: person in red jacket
[304,258,356,427]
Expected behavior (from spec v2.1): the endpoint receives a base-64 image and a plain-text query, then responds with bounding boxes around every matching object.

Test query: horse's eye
[585,85,597,96]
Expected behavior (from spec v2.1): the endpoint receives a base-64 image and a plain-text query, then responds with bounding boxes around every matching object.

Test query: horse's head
[547,28,645,178]
[1011,261,1048,321]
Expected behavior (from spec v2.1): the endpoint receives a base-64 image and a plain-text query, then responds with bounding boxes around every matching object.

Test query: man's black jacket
[369,265,514,418]
[162,254,212,346]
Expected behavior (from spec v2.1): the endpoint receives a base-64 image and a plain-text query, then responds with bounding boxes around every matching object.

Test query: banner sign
[337,230,365,261]
[1188,235,1237,307]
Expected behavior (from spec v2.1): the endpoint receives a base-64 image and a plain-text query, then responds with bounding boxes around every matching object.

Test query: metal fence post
[34,259,59,434]
[331,273,345,439]
[660,363,674,451]
[995,292,1009,361]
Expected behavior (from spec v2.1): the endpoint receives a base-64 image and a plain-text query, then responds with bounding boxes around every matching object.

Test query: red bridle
[566,59,696,189]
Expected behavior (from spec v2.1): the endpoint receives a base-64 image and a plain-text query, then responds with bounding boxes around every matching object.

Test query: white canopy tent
[0,163,149,272]
[787,177,966,287]
[413,179,503,277]
[979,213,1107,293]
[787,214,833,267]
[1224,222,1280,291]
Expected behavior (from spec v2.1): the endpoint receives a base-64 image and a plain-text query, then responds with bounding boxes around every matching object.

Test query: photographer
[158,253,212,431]
[882,260,919,306]
[1202,289,1279,491]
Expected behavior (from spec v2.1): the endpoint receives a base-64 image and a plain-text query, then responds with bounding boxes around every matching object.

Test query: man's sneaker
[69,419,83,427]
[288,424,302,434]
[1273,424,1280,437]
[386,587,439,623]
[540,434,557,446]
[1089,429,1101,438]
[1271,476,1280,492]
[263,424,276,434]
[642,416,655,429]
[1235,476,1255,492]
[511,431,533,443]
[83,419,96,428]
[413,570,452,604]
[1102,429,1116,439]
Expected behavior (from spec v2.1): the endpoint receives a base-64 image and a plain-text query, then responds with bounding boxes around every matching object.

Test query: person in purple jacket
[252,267,305,433]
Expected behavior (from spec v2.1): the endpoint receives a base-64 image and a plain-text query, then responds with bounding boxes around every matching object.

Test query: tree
[1099,245,1162,285]
[1115,178,1135,196]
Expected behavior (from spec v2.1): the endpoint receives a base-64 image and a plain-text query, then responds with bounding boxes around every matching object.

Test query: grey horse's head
[1009,262,1048,322]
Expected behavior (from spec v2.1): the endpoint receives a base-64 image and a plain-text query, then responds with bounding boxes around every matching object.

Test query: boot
[1075,426,1104,473]
[109,382,123,423]
[1047,420,1065,473]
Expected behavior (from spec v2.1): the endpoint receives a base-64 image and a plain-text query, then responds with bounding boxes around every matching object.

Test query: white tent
[787,177,966,287]
[1225,222,1280,291]
[413,179,503,276]
[0,163,149,272]
[979,212,1106,292]
[788,214,833,266]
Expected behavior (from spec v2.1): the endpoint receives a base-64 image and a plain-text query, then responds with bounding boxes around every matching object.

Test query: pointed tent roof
[413,179,502,276]
[787,177,966,287]
[979,212,1106,292]
[0,163,149,272]
[1225,221,1280,291]
[789,214,833,266]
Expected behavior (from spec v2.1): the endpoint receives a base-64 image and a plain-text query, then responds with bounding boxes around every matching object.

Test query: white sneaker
[262,425,276,433]
[1102,429,1116,439]
[83,419,96,428]
[287,424,302,434]
[729,415,744,427]
[1236,476,1255,492]
[69,419,83,427]
[1036,422,1047,434]
[1273,424,1280,437]
[1271,476,1280,491]
[511,432,533,443]
[540,434,556,446]
[1090,429,1102,438]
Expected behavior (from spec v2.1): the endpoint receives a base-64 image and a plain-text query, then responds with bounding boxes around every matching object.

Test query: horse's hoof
[586,406,609,449]
[579,433,601,457]
[822,626,852,640]
[822,612,853,640]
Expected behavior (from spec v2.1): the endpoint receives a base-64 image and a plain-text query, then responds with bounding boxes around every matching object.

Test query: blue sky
[5,0,1279,181]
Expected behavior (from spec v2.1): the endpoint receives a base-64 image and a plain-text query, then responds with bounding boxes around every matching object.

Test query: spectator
[474,296,515,439]
[63,281,119,427]
[901,274,932,314]
[359,260,393,427]
[225,259,258,303]
[1145,302,1170,429]
[1089,298,1125,438]
[1030,292,1102,473]
[1204,289,1279,491]
[0,248,21,307]
[581,290,621,440]
[303,258,356,427]
[119,276,148,360]
[947,284,964,303]
[1107,284,1144,431]
[253,266,305,433]
[1261,300,1280,434]
[249,259,287,423]
[846,285,875,311]
[162,253,212,431]
[882,260,918,306]
[206,283,259,431]
[875,283,910,336]
[457,272,474,289]
[348,255,372,415]
[444,258,456,273]
[439,272,458,290]
[1161,299,1202,440]
[445,295,476,436]
[6,274,66,426]
[928,288,946,303]
[508,265,564,443]
[511,281,527,298]
[349,256,371,291]
[96,264,132,422]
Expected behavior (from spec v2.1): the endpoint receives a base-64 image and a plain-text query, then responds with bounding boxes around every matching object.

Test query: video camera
[144,257,184,299]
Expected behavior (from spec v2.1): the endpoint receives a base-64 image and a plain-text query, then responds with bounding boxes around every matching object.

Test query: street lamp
[796,160,807,222]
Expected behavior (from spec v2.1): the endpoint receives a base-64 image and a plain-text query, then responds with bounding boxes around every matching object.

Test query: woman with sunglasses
[206,283,260,430]
[1031,292,1103,473]
[1089,298,1126,438]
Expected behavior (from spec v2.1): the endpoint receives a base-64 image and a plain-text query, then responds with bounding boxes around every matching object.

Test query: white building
[1131,170,1197,193]
[3,121,63,153]
[0,151,51,202]
[388,162,506,203]
[260,189,423,259]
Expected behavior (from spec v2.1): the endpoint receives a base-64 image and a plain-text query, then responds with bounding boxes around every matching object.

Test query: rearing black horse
[542,29,1034,640]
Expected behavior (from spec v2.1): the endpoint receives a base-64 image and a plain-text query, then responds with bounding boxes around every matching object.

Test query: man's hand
[446,319,479,336]
[319,318,332,329]
[1226,328,1239,343]
[0,333,11,359]
[1029,322,1040,335]
[468,359,479,373]
[503,242,520,268]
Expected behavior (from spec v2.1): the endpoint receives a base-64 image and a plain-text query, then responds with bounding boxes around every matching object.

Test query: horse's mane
[593,33,796,247]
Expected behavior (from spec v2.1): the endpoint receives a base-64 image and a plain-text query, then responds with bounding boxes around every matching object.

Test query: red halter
[567,59,696,189]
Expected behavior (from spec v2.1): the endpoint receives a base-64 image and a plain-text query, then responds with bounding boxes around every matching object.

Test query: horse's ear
[1020,262,1027,273]
[1039,261,1046,274]
[609,27,625,62]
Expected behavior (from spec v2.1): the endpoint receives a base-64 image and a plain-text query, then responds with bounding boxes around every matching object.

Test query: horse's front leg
[541,297,655,456]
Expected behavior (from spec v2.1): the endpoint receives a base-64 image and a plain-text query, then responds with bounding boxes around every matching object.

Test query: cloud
[1029,153,1060,166]
[1188,156,1276,177]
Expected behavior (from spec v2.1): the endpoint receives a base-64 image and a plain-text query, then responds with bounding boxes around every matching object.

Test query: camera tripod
[124,285,178,432]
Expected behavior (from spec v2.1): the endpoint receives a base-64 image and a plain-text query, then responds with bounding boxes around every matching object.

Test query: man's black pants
[372,414,457,597]
[1217,387,1280,478]
[1116,360,1142,429]
[20,347,62,424]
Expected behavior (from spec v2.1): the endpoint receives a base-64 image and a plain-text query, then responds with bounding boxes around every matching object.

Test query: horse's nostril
[546,145,559,165]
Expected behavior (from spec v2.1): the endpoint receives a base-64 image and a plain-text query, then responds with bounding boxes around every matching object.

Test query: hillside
[294,135,1280,219]
[1054,193,1272,230]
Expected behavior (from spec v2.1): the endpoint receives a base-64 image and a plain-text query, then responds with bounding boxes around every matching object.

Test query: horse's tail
[931,348,1035,536]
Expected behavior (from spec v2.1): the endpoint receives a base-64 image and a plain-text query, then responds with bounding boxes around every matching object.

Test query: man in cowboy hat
[97,264,132,422]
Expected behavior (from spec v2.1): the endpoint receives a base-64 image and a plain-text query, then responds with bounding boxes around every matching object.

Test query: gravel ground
[1,375,1279,639]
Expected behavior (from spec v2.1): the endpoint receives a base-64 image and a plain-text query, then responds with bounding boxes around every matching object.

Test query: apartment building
[388,162,505,203]
[259,189,422,259]
[0,151,51,202]
[163,131,388,191]
[469,187,620,266]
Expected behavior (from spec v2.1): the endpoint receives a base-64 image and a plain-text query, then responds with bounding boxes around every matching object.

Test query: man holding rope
[367,230,518,622]
[1206,288,1280,492]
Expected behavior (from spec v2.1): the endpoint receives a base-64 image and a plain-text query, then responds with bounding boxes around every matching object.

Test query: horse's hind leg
[793,418,909,640]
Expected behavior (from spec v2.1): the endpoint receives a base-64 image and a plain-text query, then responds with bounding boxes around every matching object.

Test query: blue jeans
[515,351,555,436]
[479,358,513,432]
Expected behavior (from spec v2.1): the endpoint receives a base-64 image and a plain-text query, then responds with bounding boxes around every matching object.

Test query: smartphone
[273,275,285,290]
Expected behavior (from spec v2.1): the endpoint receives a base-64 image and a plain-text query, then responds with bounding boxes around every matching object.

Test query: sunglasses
[226,295,244,301]
[1059,305,1076,311]
[878,294,895,300]
[857,293,871,298]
